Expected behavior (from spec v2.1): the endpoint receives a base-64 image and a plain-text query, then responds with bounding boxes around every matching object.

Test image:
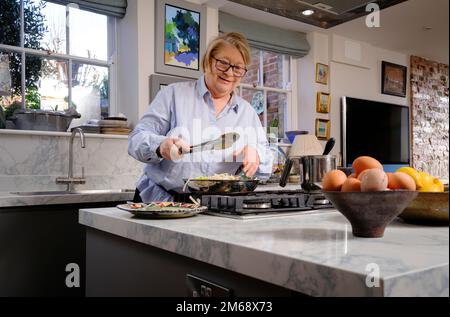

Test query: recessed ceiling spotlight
[302,9,315,16]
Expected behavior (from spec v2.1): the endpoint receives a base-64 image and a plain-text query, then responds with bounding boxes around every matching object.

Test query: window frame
[0,0,117,116]
[238,49,297,139]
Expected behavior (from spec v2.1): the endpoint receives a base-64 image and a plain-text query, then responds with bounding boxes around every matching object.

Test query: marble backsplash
[0,131,143,192]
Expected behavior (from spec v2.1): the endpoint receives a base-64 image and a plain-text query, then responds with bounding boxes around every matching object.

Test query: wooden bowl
[399,192,449,225]
[324,190,418,238]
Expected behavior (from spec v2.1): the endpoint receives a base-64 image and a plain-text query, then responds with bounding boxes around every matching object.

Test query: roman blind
[46,0,127,18]
[219,12,310,58]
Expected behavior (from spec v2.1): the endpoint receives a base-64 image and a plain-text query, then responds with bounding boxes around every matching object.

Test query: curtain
[45,0,127,18]
[219,12,310,58]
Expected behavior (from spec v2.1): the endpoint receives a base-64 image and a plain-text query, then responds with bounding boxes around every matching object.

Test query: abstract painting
[155,0,206,79]
[165,4,200,70]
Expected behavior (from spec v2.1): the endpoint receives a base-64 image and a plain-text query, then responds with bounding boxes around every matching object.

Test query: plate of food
[183,173,259,194]
[117,202,207,219]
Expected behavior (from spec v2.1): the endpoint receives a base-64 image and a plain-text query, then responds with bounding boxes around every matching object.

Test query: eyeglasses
[212,57,248,78]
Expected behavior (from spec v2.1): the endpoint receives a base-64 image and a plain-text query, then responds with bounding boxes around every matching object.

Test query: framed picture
[316,63,329,85]
[155,0,207,79]
[315,119,330,140]
[382,61,407,97]
[316,92,331,114]
[149,74,193,103]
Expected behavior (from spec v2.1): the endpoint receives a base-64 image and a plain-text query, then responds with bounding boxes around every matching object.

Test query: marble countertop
[79,207,449,297]
[0,190,135,208]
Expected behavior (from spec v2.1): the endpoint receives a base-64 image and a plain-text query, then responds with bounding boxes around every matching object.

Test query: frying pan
[183,165,259,194]
[183,179,259,194]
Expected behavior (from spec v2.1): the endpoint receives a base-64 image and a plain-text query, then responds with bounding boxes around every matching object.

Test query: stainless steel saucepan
[280,155,337,191]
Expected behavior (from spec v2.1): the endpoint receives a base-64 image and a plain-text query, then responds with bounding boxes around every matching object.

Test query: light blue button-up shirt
[128,75,273,202]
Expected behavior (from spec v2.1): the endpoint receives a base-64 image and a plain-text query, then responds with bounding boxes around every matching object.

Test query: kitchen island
[79,207,449,297]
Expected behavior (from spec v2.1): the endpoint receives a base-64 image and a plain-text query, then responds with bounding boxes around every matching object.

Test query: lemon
[433,178,445,192]
[419,183,443,192]
[397,167,423,188]
[419,172,434,188]
[417,174,445,192]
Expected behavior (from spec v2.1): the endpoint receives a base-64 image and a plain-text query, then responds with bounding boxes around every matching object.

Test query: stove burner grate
[201,191,332,215]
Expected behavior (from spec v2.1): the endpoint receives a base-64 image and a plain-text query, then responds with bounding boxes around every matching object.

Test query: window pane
[241,48,260,87]
[0,0,21,47]
[241,88,265,126]
[25,0,66,53]
[71,63,109,127]
[25,54,68,111]
[69,6,108,61]
[0,51,22,117]
[263,51,288,89]
[267,91,287,139]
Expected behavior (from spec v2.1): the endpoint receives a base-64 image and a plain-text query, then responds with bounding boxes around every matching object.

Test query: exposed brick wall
[411,56,449,179]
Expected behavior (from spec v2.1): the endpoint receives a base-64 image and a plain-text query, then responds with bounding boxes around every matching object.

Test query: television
[341,97,410,172]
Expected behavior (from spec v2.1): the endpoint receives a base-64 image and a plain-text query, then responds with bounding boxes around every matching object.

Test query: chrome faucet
[56,128,86,191]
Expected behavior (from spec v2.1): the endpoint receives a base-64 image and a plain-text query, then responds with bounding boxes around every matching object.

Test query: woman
[128,32,273,202]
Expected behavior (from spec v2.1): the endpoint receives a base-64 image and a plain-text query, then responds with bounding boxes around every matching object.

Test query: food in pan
[193,173,240,181]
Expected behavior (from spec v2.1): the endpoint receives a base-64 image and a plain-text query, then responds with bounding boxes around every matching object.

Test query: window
[0,0,116,130]
[239,48,293,140]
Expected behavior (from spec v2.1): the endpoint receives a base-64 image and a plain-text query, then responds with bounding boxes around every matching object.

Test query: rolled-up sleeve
[128,88,172,163]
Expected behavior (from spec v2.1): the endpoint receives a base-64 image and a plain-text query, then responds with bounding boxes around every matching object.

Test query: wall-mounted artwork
[155,0,206,79]
[149,74,193,103]
[382,61,407,97]
[315,118,330,140]
[315,63,329,85]
[316,92,331,114]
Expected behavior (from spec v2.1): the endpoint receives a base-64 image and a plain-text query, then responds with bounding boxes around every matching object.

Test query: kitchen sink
[10,189,135,196]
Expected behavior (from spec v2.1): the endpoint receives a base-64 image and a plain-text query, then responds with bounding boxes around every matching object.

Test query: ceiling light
[302,9,315,16]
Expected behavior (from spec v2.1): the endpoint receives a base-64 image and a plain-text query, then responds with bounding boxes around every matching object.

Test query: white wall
[117,0,218,125]
[298,32,331,136]
[117,0,155,122]
[297,32,409,162]
[117,0,140,125]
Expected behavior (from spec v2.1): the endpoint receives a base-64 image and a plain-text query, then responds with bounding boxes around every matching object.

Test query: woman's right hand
[158,137,190,161]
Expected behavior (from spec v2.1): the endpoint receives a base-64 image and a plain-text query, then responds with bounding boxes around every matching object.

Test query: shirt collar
[197,75,239,113]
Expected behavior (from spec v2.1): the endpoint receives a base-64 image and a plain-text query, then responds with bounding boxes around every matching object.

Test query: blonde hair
[202,32,251,73]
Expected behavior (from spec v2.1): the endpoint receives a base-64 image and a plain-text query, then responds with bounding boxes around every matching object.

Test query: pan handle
[279,158,294,187]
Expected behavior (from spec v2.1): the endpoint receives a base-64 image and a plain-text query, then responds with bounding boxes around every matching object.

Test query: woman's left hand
[233,146,260,177]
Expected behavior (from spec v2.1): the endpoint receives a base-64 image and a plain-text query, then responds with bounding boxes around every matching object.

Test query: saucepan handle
[279,158,294,188]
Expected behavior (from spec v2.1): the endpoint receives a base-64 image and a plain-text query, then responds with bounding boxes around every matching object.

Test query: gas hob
[200,190,334,219]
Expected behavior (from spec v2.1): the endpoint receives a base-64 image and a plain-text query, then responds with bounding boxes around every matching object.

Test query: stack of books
[87,117,132,135]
